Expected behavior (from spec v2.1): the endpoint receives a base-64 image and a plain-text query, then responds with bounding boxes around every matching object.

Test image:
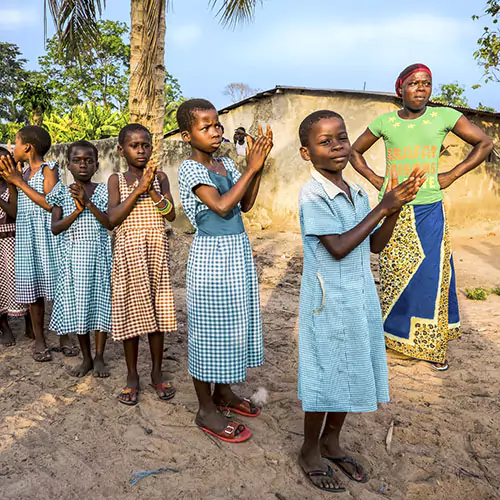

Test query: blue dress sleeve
[179,160,217,193]
[92,183,108,211]
[46,181,66,208]
[300,189,343,237]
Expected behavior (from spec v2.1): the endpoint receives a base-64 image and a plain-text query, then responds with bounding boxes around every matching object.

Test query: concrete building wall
[46,90,500,233]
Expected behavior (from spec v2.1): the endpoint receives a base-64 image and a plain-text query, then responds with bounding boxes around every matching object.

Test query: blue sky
[0,0,498,111]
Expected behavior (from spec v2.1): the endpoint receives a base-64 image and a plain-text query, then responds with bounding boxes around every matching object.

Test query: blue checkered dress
[179,158,263,383]
[298,176,390,413]
[47,182,112,335]
[15,162,60,303]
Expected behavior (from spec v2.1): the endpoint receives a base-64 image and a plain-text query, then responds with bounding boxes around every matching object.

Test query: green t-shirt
[368,106,462,205]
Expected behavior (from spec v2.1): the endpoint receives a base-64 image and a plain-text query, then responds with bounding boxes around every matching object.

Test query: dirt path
[0,230,499,500]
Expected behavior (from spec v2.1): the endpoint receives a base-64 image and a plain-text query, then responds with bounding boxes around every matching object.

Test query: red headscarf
[395,63,432,97]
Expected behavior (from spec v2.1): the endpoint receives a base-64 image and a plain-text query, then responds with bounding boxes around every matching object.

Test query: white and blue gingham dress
[47,182,112,335]
[178,158,263,384]
[15,162,60,303]
[298,177,390,412]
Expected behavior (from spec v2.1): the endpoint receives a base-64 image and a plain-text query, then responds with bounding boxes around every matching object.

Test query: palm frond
[44,0,106,59]
[210,0,263,27]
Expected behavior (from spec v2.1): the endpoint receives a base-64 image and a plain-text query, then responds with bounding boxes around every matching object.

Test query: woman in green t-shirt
[350,63,493,370]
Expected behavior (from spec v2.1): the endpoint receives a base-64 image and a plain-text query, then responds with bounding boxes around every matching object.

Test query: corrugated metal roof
[164,85,499,137]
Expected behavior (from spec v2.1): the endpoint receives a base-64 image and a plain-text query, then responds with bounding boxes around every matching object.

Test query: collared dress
[15,162,60,303]
[298,169,390,413]
[46,182,112,335]
[178,157,263,384]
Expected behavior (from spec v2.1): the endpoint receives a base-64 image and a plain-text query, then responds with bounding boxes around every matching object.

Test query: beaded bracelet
[156,198,173,215]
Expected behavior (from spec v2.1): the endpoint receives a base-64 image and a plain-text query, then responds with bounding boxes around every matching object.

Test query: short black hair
[299,110,344,147]
[0,146,14,162]
[67,140,98,161]
[176,99,216,132]
[118,123,152,146]
[17,125,52,156]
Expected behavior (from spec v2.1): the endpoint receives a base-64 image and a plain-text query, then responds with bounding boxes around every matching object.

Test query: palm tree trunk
[129,0,166,170]
[32,107,43,127]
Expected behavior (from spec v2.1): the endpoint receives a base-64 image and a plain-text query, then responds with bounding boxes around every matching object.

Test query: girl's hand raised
[0,154,23,186]
[137,164,155,194]
[69,183,86,212]
[379,168,426,216]
[246,125,273,173]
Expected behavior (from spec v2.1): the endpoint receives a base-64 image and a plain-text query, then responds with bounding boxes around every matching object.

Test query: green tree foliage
[432,83,469,107]
[39,20,130,112]
[44,102,128,143]
[473,1,500,83]
[0,42,28,122]
[478,103,496,112]
[15,75,53,126]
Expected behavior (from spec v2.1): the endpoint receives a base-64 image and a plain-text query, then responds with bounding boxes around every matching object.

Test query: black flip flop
[302,465,346,493]
[325,456,368,483]
[32,349,52,362]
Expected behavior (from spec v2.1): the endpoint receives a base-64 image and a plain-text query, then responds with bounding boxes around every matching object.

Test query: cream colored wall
[47,92,500,232]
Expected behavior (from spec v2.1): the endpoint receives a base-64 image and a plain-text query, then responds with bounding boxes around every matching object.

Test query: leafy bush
[465,287,489,300]
[44,102,127,143]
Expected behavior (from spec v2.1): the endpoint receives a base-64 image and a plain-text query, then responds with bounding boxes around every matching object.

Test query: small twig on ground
[385,420,394,454]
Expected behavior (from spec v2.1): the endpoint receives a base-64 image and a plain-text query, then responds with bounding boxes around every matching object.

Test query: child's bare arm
[0,155,53,212]
[0,183,17,219]
[51,204,83,235]
[321,169,425,260]
[148,171,176,222]
[107,168,153,228]
[194,133,272,218]
[350,129,385,191]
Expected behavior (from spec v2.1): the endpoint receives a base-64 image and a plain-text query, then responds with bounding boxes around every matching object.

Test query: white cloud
[168,24,202,46]
[0,8,39,29]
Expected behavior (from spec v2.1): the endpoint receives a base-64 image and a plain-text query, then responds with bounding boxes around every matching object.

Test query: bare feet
[69,358,94,378]
[298,447,345,492]
[0,329,15,347]
[93,355,110,378]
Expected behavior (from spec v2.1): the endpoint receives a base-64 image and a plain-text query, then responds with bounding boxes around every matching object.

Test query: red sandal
[216,398,261,418]
[198,421,252,443]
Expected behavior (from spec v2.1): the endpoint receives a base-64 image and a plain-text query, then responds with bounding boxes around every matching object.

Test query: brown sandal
[32,349,52,362]
[119,387,139,406]
[151,381,176,401]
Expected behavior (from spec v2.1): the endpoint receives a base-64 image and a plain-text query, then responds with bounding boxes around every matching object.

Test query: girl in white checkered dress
[0,126,75,362]
[108,124,177,406]
[48,141,113,378]
[0,147,29,346]
[177,99,272,443]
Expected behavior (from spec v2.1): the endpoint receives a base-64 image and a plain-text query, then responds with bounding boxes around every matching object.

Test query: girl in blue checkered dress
[47,141,113,378]
[296,111,425,493]
[0,126,75,362]
[177,99,273,443]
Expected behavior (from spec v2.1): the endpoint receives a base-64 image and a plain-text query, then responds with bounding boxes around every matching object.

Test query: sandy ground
[0,229,499,500]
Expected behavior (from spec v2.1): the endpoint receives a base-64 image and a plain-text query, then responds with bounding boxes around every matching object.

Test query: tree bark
[129,0,166,170]
[32,107,43,127]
